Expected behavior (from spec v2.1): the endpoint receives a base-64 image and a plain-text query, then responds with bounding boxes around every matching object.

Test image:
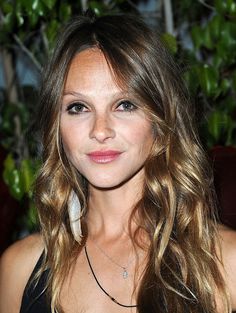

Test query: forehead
[64,48,123,93]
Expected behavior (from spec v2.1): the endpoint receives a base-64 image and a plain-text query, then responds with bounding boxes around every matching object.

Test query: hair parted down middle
[34,13,231,313]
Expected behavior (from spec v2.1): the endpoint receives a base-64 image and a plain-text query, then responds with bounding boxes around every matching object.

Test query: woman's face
[60,48,154,190]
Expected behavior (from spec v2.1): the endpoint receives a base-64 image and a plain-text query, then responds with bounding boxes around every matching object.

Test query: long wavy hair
[35,13,230,313]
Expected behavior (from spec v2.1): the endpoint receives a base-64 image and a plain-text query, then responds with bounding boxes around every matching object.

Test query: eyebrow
[63,91,83,97]
[62,90,129,97]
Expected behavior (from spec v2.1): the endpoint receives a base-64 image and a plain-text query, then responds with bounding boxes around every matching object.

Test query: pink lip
[87,150,122,164]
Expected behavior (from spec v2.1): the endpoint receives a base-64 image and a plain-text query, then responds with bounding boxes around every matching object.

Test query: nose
[89,113,115,143]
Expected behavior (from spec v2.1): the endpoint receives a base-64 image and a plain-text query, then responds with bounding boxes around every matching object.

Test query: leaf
[184,65,200,95]
[220,22,236,49]
[215,0,228,14]
[207,110,225,143]
[202,24,213,49]
[27,202,38,230]
[212,54,223,69]
[215,0,236,15]
[220,78,231,96]
[191,25,203,49]
[28,11,39,26]
[216,22,236,66]
[10,169,25,200]
[3,155,25,201]
[46,20,59,45]
[219,96,236,114]
[161,33,177,54]
[59,3,71,21]
[3,12,14,32]
[16,12,24,26]
[32,0,46,16]
[22,0,34,12]
[208,14,222,41]
[42,0,56,10]
[196,64,219,97]
[3,154,15,183]
[89,1,107,16]
[1,1,13,14]
[21,159,35,194]
[229,1,236,15]
[225,119,236,145]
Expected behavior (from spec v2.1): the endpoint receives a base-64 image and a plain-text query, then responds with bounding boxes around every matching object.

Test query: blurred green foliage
[3,154,39,230]
[174,0,236,147]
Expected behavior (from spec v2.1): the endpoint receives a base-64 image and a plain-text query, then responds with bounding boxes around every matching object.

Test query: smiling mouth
[87,150,122,164]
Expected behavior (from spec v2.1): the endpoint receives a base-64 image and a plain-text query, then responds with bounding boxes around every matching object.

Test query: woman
[0,13,236,313]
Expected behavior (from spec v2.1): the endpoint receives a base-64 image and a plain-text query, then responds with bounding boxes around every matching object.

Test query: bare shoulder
[218,223,236,259]
[218,224,236,310]
[0,233,44,313]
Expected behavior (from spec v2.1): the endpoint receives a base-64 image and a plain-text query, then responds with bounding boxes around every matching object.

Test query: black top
[19,253,208,313]
[20,253,51,313]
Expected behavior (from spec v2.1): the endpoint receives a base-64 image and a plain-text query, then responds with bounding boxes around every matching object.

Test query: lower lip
[87,153,122,164]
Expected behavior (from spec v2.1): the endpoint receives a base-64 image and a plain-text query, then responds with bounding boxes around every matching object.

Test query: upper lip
[87,150,122,156]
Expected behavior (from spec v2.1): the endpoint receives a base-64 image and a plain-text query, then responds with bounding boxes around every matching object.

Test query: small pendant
[123,268,128,279]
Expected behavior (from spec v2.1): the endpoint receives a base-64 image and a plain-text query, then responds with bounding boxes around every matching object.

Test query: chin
[86,173,131,190]
[89,179,123,190]
[84,167,144,191]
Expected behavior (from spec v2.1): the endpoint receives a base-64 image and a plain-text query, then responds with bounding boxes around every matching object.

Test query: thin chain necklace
[90,239,135,279]
[84,246,138,308]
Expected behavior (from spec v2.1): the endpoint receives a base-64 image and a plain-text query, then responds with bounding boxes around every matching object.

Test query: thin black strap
[84,246,138,308]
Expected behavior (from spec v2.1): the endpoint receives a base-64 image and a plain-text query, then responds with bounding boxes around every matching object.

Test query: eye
[116,100,137,112]
[66,102,89,115]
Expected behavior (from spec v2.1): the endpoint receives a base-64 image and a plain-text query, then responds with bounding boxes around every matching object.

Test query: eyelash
[66,102,88,115]
[66,100,137,115]
[116,100,137,112]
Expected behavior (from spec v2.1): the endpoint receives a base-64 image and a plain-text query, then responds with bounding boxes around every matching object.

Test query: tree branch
[81,0,88,11]
[40,24,49,55]
[126,0,139,11]
[198,0,214,10]
[163,0,174,34]
[1,49,18,104]
[13,34,42,72]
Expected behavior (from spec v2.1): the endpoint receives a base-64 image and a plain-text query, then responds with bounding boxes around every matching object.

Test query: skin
[218,224,236,310]
[60,48,154,238]
[0,49,236,313]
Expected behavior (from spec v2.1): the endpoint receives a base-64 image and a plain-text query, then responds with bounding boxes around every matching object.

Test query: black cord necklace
[84,246,138,308]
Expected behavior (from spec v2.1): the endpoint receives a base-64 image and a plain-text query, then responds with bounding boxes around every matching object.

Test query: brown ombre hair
[35,13,230,313]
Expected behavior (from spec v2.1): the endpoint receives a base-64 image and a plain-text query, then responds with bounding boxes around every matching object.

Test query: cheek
[60,124,71,151]
[60,119,85,147]
[60,123,80,159]
[131,123,153,145]
[124,123,154,157]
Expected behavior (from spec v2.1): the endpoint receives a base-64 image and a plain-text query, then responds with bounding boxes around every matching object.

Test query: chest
[60,247,141,313]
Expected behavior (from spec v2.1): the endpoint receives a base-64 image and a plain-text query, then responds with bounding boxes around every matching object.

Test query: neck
[86,178,143,239]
